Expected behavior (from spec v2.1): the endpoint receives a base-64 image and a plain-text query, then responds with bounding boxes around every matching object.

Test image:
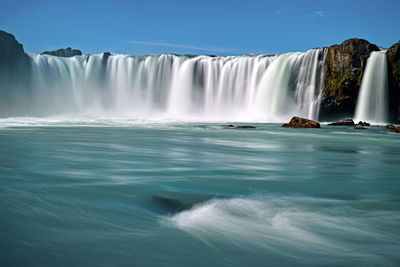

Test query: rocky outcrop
[0,30,31,116]
[386,124,396,130]
[42,47,82,57]
[386,124,400,132]
[319,39,380,120]
[282,116,320,128]
[0,30,30,77]
[328,119,355,126]
[386,41,400,122]
[357,121,370,126]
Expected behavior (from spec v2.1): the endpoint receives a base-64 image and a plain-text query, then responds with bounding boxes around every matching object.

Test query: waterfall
[3,49,326,121]
[354,50,388,123]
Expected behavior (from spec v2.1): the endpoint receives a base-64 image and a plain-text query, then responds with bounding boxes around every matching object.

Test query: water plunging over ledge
[5,49,326,122]
[354,50,389,123]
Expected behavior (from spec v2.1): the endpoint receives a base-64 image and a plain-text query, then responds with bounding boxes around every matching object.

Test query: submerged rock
[354,124,366,130]
[320,39,380,120]
[42,47,82,57]
[282,116,320,128]
[234,125,256,129]
[221,124,234,128]
[328,118,355,126]
[357,121,370,126]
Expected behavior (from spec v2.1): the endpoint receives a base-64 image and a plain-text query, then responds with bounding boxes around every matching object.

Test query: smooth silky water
[1,119,399,266]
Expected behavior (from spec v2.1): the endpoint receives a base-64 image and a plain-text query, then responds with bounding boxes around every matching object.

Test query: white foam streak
[165,196,397,259]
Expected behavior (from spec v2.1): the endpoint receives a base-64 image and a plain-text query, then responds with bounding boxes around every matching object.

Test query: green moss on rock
[319,38,380,120]
[386,41,400,122]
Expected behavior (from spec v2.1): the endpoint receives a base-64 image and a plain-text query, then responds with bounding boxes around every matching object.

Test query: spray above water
[354,51,389,123]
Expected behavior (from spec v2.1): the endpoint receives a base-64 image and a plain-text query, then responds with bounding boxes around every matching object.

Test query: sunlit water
[1,119,399,266]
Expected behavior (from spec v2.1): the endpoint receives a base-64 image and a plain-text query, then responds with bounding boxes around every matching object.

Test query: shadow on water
[151,191,224,214]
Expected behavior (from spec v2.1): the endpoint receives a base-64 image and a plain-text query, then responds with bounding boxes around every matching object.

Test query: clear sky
[1,0,399,56]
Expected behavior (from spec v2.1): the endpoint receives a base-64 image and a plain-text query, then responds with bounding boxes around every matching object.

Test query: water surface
[1,120,399,266]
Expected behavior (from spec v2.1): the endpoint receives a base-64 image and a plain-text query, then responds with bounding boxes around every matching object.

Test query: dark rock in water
[221,124,234,128]
[282,116,320,128]
[354,124,366,130]
[395,126,400,133]
[234,125,256,129]
[357,121,370,126]
[386,41,400,122]
[328,118,355,126]
[320,39,380,121]
[386,124,396,131]
[42,47,82,57]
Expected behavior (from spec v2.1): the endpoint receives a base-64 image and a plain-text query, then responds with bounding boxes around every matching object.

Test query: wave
[164,196,400,265]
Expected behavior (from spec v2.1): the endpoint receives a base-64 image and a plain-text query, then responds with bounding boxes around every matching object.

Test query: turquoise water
[1,120,400,266]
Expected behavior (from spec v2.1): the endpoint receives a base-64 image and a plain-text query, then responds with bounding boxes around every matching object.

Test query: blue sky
[1,0,399,56]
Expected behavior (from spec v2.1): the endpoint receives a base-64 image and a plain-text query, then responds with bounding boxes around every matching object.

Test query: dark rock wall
[0,30,31,116]
[319,38,380,120]
[386,41,400,122]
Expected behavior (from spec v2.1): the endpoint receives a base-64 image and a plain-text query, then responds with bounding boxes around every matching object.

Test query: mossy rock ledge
[319,38,379,121]
[386,41,400,122]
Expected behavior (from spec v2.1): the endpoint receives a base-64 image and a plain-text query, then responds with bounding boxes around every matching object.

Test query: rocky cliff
[0,30,30,80]
[319,38,380,120]
[0,30,31,115]
[42,47,82,57]
[386,41,400,122]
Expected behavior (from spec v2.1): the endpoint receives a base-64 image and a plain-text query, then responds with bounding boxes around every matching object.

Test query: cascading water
[354,50,388,123]
[3,49,326,121]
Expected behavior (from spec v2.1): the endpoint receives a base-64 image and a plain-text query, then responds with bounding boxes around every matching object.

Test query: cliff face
[386,41,400,122]
[0,30,31,115]
[319,39,380,120]
[0,30,30,79]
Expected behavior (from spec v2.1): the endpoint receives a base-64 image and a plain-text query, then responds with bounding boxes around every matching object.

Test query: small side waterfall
[1,49,326,121]
[354,51,388,123]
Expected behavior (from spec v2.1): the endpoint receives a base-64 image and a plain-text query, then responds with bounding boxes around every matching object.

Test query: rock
[0,30,31,116]
[319,39,380,120]
[0,30,30,75]
[357,121,370,126]
[354,124,366,129]
[222,124,234,128]
[386,124,396,130]
[396,126,400,133]
[234,125,256,129]
[42,47,82,57]
[386,41,400,122]
[328,118,355,126]
[282,116,320,128]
